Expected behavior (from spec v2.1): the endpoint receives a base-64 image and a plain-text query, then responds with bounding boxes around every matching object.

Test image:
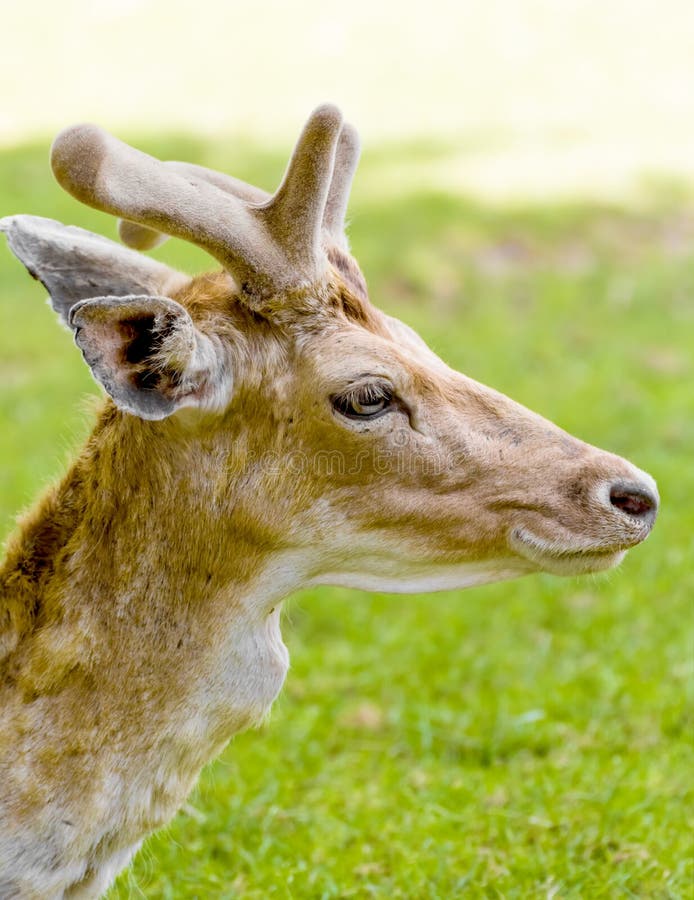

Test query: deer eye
[332,382,394,420]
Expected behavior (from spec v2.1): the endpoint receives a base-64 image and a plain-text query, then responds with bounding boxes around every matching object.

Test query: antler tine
[322,122,361,248]
[118,219,168,251]
[263,104,343,272]
[51,125,285,296]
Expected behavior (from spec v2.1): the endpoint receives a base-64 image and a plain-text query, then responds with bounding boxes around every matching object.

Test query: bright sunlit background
[3,0,694,200]
[1,2,693,897]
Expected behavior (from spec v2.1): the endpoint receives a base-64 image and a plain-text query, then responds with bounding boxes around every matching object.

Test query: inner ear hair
[118,310,179,388]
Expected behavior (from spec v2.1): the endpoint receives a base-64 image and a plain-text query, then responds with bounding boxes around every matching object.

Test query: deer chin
[314,557,536,594]
[509,527,627,576]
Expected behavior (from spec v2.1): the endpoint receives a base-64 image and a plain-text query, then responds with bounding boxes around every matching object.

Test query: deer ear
[0,215,187,327]
[69,295,230,420]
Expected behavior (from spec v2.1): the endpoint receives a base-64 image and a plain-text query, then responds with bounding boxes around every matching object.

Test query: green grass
[1,136,692,898]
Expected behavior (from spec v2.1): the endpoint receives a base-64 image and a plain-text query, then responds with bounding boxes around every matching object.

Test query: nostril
[609,482,658,521]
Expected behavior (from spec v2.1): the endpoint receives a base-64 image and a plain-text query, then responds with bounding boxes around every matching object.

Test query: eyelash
[332,382,395,420]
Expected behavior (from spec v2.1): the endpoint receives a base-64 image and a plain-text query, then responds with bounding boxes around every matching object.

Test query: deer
[0,104,658,898]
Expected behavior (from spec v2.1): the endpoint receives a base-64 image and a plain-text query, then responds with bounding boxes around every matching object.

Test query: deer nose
[609,480,659,527]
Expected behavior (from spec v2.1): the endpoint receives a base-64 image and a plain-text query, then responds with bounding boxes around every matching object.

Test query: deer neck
[1,402,309,732]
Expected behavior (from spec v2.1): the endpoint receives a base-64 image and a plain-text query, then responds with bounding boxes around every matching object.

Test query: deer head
[2,104,658,596]
[0,104,662,898]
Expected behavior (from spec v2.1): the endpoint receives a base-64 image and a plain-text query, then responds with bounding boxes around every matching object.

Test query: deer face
[286,310,656,589]
[213,274,653,593]
[1,105,658,594]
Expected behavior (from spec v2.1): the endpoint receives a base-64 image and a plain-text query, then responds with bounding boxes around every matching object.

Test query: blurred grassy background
[1,1,693,897]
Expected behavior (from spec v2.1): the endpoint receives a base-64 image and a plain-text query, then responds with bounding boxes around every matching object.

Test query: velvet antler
[116,122,361,256]
[51,105,351,300]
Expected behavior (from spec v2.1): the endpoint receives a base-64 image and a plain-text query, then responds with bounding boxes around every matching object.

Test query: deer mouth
[509,528,628,576]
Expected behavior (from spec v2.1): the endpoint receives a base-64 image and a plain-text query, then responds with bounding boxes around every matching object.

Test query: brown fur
[0,254,658,895]
[0,120,658,896]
